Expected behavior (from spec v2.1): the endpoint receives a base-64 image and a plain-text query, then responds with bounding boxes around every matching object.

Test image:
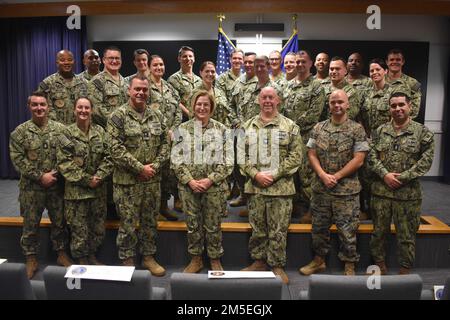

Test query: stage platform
[1,215,449,270]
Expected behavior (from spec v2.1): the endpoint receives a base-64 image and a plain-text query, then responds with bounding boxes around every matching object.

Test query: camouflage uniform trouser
[179,188,226,259]
[161,164,178,203]
[248,194,293,267]
[370,196,421,269]
[311,192,360,262]
[114,182,160,260]
[65,197,106,259]
[19,187,67,256]
[296,130,313,207]
[358,160,372,215]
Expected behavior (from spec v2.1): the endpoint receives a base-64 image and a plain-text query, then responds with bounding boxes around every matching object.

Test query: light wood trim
[1,216,449,234]
[0,0,449,18]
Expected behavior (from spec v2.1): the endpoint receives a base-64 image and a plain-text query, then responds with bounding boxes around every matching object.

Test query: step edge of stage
[1,215,449,234]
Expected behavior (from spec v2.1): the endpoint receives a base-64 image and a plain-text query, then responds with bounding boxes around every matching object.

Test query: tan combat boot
[78,257,89,265]
[183,255,204,273]
[344,262,355,276]
[299,211,312,224]
[272,267,289,284]
[359,211,370,221]
[241,259,269,271]
[173,197,183,212]
[159,200,178,221]
[238,209,249,217]
[56,250,74,267]
[210,259,223,271]
[230,194,248,207]
[122,257,135,266]
[25,255,38,279]
[88,255,104,265]
[376,261,388,275]
[143,255,166,276]
[299,256,326,275]
[399,267,410,275]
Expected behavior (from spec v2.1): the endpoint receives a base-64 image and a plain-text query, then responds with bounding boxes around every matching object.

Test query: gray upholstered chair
[0,262,36,300]
[299,274,425,300]
[170,272,283,300]
[442,276,450,300]
[43,265,166,300]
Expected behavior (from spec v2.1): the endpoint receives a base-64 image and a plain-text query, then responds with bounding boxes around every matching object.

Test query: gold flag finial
[292,14,298,33]
[217,13,225,29]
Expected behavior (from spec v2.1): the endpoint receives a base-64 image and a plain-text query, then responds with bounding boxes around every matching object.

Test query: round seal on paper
[71,266,87,275]
[54,99,65,108]
[27,150,38,160]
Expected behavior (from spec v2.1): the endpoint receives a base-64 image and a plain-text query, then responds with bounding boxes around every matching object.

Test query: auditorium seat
[299,274,426,300]
[442,276,450,300]
[0,263,37,300]
[43,265,166,300]
[169,272,284,300]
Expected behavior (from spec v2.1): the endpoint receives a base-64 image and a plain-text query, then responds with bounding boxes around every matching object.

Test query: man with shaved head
[314,52,330,81]
[79,49,101,81]
[240,86,302,284]
[300,89,369,276]
[346,52,371,94]
[37,49,88,124]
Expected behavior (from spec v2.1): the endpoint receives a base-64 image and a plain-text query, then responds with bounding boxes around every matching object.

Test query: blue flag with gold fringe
[216,27,236,75]
[280,31,298,72]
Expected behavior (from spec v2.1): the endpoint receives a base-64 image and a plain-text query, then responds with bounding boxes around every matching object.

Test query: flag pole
[217,13,236,49]
[282,14,298,51]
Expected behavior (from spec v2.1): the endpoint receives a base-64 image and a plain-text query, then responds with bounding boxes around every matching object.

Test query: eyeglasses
[105,57,121,61]
[88,56,100,60]
[269,58,281,61]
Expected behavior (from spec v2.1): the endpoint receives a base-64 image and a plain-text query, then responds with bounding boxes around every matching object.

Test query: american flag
[216,27,236,75]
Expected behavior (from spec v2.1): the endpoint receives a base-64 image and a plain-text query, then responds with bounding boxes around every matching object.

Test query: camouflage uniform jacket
[322,79,361,121]
[78,70,97,82]
[107,102,169,185]
[37,73,88,124]
[10,119,64,190]
[57,123,113,200]
[167,70,202,110]
[234,79,283,128]
[386,73,421,118]
[229,74,258,127]
[282,75,325,135]
[239,114,303,196]
[361,82,409,136]
[149,79,182,131]
[369,120,434,200]
[171,118,233,193]
[271,72,288,91]
[216,69,241,103]
[307,119,369,195]
[345,74,372,104]
[88,71,128,128]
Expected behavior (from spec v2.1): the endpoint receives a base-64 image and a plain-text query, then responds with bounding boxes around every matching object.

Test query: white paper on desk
[208,271,276,279]
[64,265,135,282]
[0,259,7,264]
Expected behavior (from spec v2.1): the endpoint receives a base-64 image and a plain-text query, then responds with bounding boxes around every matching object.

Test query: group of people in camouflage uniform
[9,45,434,285]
